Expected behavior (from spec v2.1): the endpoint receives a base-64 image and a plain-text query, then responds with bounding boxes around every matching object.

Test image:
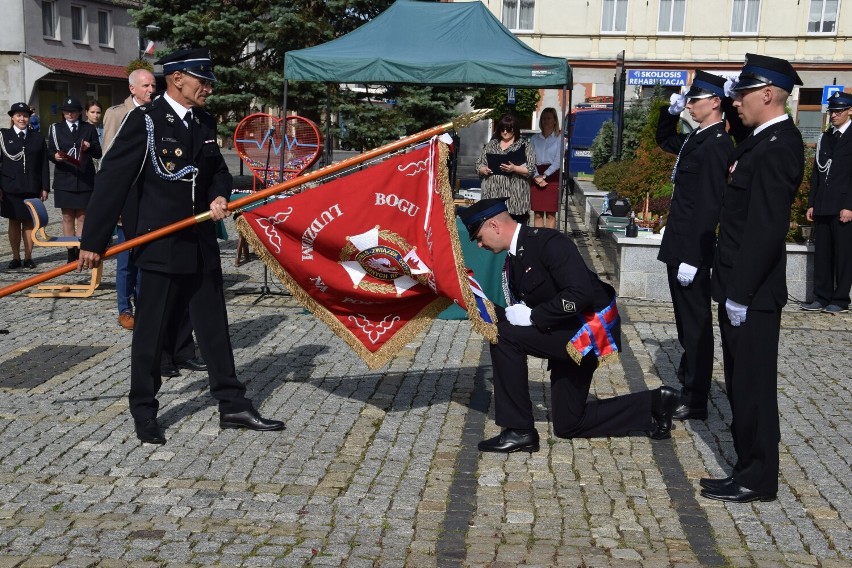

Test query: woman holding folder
[47,96,102,261]
[475,114,536,224]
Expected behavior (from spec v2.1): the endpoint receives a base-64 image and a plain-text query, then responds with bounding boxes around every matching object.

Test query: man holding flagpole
[458,198,677,453]
[78,48,283,444]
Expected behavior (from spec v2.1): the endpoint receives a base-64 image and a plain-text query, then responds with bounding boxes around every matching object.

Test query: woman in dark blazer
[0,102,50,269]
[47,96,102,261]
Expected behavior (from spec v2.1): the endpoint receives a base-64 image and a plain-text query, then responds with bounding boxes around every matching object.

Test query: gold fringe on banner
[234,138,500,370]
[435,141,498,343]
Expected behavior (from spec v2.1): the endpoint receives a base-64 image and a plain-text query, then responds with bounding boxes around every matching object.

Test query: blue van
[567,105,613,175]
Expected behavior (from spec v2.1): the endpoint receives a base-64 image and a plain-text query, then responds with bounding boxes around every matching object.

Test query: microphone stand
[234,126,289,304]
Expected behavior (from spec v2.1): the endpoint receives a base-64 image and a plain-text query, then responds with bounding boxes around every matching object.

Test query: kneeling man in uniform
[458,198,677,453]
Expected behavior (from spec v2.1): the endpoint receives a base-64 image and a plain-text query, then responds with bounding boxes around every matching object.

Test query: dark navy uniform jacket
[510,226,615,333]
[808,127,852,215]
[46,121,102,192]
[712,118,804,310]
[0,128,50,194]
[656,112,733,268]
[80,96,230,274]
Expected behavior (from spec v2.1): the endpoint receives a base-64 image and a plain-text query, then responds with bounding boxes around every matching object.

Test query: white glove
[676,263,698,287]
[668,92,687,115]
[724,76,739,98]
[505,303,533,326]
[725,299,748,327]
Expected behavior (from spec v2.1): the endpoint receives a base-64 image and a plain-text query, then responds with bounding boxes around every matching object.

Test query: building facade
[483,0,851,143]
[0,0,144,126]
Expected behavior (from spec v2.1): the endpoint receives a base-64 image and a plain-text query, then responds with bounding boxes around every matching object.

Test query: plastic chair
[23,198,102,298]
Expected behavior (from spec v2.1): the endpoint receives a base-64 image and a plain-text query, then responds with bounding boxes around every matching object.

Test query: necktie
[835,129,843,140]
[184,111,193,128]
[71,123,77,136]
[18,131,25,141]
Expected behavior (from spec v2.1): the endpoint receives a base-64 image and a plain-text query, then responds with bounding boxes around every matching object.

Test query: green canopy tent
[284,0,570,88]
[282,0,572,183]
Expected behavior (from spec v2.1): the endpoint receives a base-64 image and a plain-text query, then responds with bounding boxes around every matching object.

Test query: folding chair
[24,198,102,298]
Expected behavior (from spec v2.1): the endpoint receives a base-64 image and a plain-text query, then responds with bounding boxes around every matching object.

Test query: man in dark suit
[458,198,677,453]
[656,71,734,421]
[701,54,805,503]
[78,48,284,444]
[802,91,852,314]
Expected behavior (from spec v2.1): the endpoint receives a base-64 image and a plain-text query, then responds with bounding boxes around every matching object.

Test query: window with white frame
[602,0,628,32]
[808,0,839,33]
[658,0,686,33]
[731,0,760,33]
[71,5,87,43]
[502,0,535,31]
[42,0,57,39]
[98,10,112,46]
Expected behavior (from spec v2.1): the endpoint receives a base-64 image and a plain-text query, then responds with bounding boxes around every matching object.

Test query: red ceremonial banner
[236,139,497,369]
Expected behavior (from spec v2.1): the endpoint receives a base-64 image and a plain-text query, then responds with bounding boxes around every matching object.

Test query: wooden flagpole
[0,109,492,299]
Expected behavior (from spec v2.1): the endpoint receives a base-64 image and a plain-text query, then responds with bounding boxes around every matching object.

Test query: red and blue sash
[566,296,619,366]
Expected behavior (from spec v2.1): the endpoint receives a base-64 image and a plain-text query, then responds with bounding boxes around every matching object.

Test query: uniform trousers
[489,316,654,438]
[130,265,253,421]
[718,304,781,495]
[813,215,852,309]
[666,265,714,407]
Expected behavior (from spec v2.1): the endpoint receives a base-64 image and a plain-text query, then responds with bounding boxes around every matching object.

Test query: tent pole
[326,83,333,165]
[559,83,572,232]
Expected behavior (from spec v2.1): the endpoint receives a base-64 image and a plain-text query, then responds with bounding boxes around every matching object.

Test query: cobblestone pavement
[0,198,850,567]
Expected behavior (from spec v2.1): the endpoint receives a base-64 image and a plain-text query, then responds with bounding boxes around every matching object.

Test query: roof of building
[30,56,128,80]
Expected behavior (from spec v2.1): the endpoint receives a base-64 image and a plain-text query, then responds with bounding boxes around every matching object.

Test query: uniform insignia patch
[562,300,576,312]
[165,162,175,172]
[770,135,777,142]
[175,148,183,157]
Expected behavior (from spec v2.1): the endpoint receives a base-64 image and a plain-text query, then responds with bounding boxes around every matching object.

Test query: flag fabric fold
[236,139,497,369]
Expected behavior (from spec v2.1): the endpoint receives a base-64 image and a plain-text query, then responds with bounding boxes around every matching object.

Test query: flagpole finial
[450,108,493,130]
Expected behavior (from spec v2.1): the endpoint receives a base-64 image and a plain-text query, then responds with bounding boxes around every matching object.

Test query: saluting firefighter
[47,96,102,262]
[801,91,852,314]
[79,48,284,444]
[655,71,734,421]
[457,198,678,454]
[701,54,805,503]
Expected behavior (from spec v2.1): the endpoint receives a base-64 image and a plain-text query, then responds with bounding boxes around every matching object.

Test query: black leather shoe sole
[134,419,166,444]
[700,485,776,503]
[220,410,285,431]
[699,476,733,490]
[672,404,708,421]
[160,366,181,378]
[477,430,540,453]
[178,357,207,372]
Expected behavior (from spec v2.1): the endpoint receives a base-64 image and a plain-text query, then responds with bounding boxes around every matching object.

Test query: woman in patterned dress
[475,114,536,225]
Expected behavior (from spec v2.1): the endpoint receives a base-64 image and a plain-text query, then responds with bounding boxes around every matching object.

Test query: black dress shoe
[22,259,36,269]
[478,428,540,453]
[7,259,21,269]
[672,404,708,421]
[134,418,166,444]
[649,386,678,440]
[220,409,285,431]
[160,364,181,378]
[699,475,734,490]
[177,356,207,372]
[700,481,776,503]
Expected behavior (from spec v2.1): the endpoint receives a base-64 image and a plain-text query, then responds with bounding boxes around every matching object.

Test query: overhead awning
[29,56,128,80]
[284,0,570,88]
